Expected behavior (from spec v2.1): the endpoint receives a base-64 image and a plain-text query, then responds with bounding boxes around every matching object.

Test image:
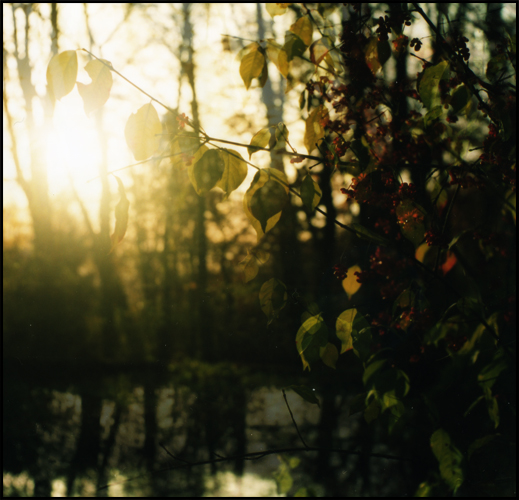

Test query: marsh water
[3,357,411,497]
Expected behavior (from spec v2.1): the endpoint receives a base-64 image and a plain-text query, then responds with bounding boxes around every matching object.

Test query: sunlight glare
[45,97,102,196]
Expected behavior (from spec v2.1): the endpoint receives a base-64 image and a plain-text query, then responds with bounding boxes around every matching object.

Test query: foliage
[44,3,516,496]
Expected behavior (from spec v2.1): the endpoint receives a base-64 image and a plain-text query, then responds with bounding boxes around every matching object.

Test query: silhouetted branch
[282,389,309,450]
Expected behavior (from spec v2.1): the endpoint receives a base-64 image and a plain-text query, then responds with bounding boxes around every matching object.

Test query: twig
[282,389,309,449]
[98,444,417,492]
[159,442,192,465]
[81,48,176,114]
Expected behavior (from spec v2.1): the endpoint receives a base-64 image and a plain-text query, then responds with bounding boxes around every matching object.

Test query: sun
[44,96,103,196]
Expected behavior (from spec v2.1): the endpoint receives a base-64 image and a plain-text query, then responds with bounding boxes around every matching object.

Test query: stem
[81,48,176,114]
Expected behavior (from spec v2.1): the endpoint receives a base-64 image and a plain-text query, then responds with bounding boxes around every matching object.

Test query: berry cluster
[333,263,348,280]
[425,228,449,248]
[354,247,413,301]
[410,38,422,51]
[176,112,190,129]
[454,35,471,61]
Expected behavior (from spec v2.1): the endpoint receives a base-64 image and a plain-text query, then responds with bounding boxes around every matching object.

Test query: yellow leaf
[124,103,162,161]
[240,252,259,283]
[248,127,272,159]
[240,49,265,90]
[109,176,130,254]
[320,343,339,369]
[415,242,430,263]
[289,16,313,46]
[265,39,289,78]
[243,168,288,241]
[46,50,78,101]
[336,308,356,353]
[188,146,224,195]
[266,3,289,17]
[309,38,332,66]
[304,105,327,154]
[240,248,270,283]
[77,59,113,115]
[215,149,248,198]
[342,265,362,298]
[365,37,381,75]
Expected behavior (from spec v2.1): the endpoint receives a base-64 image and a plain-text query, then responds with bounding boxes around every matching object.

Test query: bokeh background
[3,3,516,496]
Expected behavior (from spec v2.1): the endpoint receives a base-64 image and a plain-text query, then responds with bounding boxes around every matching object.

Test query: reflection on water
[3,360,405,496]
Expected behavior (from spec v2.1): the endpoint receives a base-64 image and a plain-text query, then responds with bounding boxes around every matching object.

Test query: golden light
[44,94,102,196]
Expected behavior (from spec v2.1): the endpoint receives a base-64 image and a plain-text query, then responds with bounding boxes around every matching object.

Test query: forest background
[3,3,516,497]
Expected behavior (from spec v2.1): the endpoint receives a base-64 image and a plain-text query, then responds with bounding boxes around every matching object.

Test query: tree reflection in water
[4,358,408,496]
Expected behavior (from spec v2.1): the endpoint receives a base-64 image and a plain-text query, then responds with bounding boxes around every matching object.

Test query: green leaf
[450,84,471,115]
[300,174,322,211]
[215,148,248,198]
[320,342,339,369]
[109,176,130,255]
[351,324,372,361]
[244,168,288,240]
[468,435,497,460]
[419,60,450,109]
[249,171,289,233]
[336,308,357,354]
[296,315,328,371]
[362,359,387,385]
[288,385,320,408]
[456,297,481,318]
[363,396,380,423]
[415,481,433,497]
[478,349,507,390]
[430,429,464,491]
[248,127,271,159]
[304,105,326,154]
[77,59,113,115]
[46,50,78,101]
[423,105,444,128]
[240,248,270,283]
[259,278,287,324]
[274,461,293,494]
[188,148,225,195]
[350,223,389,246]
[380,370,410,411]
[124,103,162,161]
[484,389,500,429]
[240,47,265,90]
[273,122,289,151]
[289,16,313,47]
[283,31,307,62]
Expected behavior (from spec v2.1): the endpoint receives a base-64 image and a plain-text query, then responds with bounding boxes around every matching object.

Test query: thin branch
[98,444,417,492]
[159,442,192,465]
[81,48,176,114]
[282,389,309,449]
